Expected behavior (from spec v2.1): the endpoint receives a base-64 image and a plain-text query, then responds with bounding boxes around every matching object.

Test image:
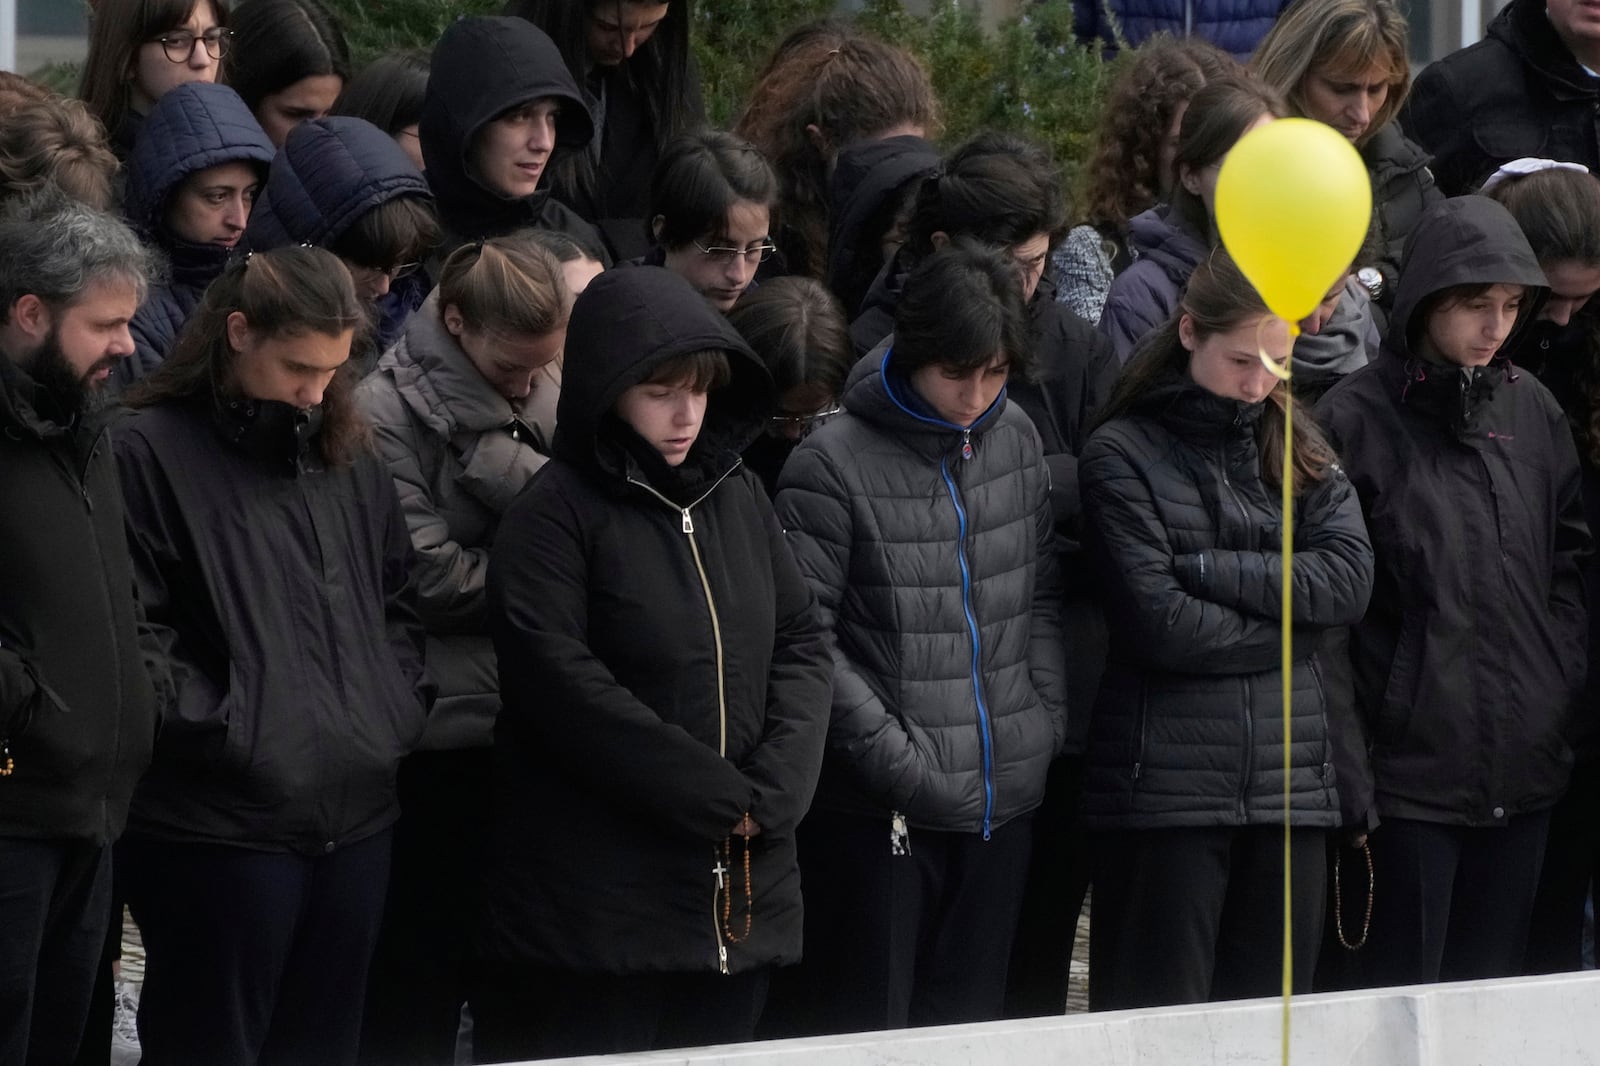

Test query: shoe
[111,980,141,1063]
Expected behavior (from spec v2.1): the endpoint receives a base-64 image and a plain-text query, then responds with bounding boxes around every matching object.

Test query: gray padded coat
[776,344,1070,837]
[354,292,557,751]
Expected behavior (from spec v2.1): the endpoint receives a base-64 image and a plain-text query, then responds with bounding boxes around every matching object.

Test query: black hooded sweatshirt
[1317,197,1590,827]
[420,16,606,259]
[479,266,831,976]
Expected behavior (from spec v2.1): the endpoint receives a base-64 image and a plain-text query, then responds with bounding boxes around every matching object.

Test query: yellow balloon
[1214,117,1373,323]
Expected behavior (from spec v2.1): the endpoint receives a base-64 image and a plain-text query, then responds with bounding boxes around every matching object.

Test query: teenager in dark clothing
[119,81,273,389]
[774,244,1069,1034]
[1317,196,1589,987]
[0,194,161,1066]
[504,0,705,261]
[420,16,605,260]
[1483,165,1600,976]
[472,266,830,1061]
[825,133,939,319]
[224,0,349,147]
[1401,0,1600,196]
[1080,250,1374,1010]
[113,246,429,1066]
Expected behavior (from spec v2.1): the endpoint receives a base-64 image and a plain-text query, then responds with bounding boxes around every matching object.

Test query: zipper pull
[681,508,694,534]
[890,811,911,856]
[718,943,729,974]
[961,430,973,461]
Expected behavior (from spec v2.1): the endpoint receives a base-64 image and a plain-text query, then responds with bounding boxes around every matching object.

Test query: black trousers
[359,749,492,1066]
[0,838,110,1066]
[1360,812,1550,988]
[1003,755,1091,1018]
[771,811,1034,1036]
[1089,825,1328,1011]
[1525,762,1600,974]
[121,829,392,1066]
[470,965,770,1063]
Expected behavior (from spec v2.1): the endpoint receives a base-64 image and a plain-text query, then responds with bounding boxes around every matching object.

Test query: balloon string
[1257,318,1297,1066]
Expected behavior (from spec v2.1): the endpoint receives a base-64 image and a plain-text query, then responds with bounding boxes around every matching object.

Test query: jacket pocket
[1376,612,1424,744]
[1471,121,1546,162]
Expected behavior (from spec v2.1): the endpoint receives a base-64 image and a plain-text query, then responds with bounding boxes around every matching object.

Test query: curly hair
[1079,35,1237,234]
[734,20,940,279]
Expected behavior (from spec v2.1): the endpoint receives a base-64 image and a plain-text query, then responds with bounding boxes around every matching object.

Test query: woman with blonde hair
[1252,0,1441,320]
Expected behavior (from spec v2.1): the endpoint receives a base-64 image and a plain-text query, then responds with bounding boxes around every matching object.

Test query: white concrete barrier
[516,972,1600,1066]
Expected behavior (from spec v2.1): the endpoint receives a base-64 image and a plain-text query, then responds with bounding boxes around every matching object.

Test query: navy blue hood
[244,116,433,252]
[125,82,274,238]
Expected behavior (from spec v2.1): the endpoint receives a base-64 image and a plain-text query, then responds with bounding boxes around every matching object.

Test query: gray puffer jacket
[776,344,1070,836]
[355,292,557,750]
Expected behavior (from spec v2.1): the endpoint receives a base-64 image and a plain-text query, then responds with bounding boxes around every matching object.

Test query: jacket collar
[382,292,534,438]
[1132,375,1263,447]
[211,395,325,474]
[1379,348,1518,436]
[0,349,74,442]
[1494,0,1600,99]
[839,341,1008,458]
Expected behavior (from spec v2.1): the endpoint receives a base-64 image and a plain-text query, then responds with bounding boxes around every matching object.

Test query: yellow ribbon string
[1257,318,1297,1066]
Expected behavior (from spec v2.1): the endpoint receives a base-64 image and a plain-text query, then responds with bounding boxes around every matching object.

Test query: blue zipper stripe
[878,347,1005,433]
[942,456,995,840]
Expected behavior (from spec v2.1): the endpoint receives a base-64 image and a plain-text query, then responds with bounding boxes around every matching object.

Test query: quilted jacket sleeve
[776,442,928,811]
[1170,465,1375,627]
[1081,426,1305,674]
[1098,261,1171,364]
[1027,460,1071,754]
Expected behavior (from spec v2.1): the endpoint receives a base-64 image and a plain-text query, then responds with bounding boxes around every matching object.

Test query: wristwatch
[1357,267,1385,301]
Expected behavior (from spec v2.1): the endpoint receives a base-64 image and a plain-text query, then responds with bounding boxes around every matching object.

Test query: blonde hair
[0,96,120,211]
[437,231,570,337]
[1251,0,1410,148]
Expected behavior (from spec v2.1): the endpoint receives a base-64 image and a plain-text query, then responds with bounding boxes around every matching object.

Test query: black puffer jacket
[114,396,430,854]
[354,292,554,752]
[1079,379,1375,830]
[119,83,273,389]
[0,357,163,844]
[479,267,831,976]
[1316,197,1589,826]
[420,16,605,258]
[1401,0,1600,195]
[1360,123,1443,319]
[776,343,1069,836]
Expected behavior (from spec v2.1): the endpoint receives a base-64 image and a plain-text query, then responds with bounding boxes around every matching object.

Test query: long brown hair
[1251,0,1409,149]
[1098,250,1335,493]
[1170,76,1287,237]
[124,245,370,466]
[80,0,231,141]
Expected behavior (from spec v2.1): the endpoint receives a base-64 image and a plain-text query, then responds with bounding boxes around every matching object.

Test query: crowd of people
[4,0,1600,1064]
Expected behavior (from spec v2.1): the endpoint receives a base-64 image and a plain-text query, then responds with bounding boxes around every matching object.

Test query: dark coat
[0,357,163,844]
[113,397,430,854]
[119,83,273,390]
[1360,123,1443,316]
[479,267,831,976]
[1401,0,1600,196]
[354,292,554,752]
[1073,0,1290,58]
[775,343,1070,835]
[420,16,605,259]
[1097,206,1207,363]
[825,135,940,319]
[244,116,437,355]
[1315,197,1590,826]
[1079,378,1374,830]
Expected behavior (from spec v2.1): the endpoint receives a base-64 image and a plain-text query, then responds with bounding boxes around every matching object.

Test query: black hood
[1492,0,1600,98]
[825,135,939,306]
[553,266,773,487]
[1386,196,1549,362]
[420,16,594,241]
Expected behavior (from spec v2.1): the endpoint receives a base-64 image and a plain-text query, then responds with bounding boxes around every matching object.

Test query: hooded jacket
[244,116,437,354]
[825,135,940,319]
[775,342,1070,834]
[354,292,555,752]
[1079,377,1374,830]
[119,83,273,389]
[420,16,604,258]
[0,356,164,843]
[478,267,831,975]
[113,395,430,854]
[1401,0,1600,196]
[1097,205,1208,362]
[1316,197,1590,826]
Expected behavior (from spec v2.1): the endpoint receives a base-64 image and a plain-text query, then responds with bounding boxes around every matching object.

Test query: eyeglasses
[767,403,842,439]
[693,238,778,267]
[149,27,233,63]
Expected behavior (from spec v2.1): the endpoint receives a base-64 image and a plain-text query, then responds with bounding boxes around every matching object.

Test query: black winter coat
[776,344,1070,835]
[480,267,831,976]
[0,357,163,843]
[119,83,273,390]
[113,397,430,853]
[1401,0,1600,196]
[1316,197,1590,826]
[1079,380,1374,830]
[420,17,606,259]
[1360,122,1443,317]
